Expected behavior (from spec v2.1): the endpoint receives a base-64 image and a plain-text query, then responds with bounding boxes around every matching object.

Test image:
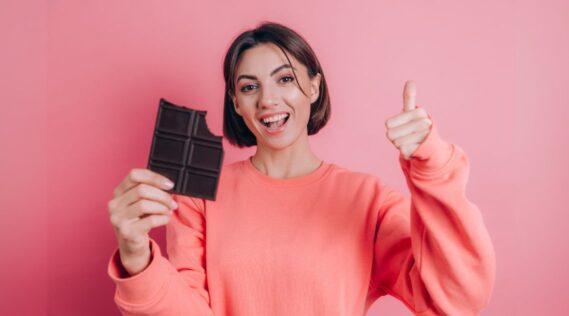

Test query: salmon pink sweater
[107,117,496,315]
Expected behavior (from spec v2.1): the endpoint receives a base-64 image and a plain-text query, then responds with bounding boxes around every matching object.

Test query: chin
[257,136,294,150]
[256,130,306,151]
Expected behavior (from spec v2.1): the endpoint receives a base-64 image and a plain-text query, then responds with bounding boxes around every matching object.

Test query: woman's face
[231,43,321,150]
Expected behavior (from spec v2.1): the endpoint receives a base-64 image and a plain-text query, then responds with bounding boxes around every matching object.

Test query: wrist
[120,246,152,276]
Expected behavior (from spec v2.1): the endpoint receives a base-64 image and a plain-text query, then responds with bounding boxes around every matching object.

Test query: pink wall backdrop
[1,0,568,315]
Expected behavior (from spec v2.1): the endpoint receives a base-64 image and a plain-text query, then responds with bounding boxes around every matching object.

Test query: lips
[258,113,291,135]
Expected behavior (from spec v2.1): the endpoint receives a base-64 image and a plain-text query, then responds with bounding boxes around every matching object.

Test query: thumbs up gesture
[385,80,433,160]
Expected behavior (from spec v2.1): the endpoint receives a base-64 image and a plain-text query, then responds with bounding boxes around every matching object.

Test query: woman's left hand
[384,80,433,160]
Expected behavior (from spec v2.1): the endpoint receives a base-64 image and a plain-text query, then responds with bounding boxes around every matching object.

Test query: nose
[258,84,279,109]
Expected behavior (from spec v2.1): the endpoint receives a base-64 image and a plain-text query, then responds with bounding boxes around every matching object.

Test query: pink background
[1,1,567,315]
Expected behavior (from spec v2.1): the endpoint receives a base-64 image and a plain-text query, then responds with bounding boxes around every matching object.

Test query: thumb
[403,80,417,112]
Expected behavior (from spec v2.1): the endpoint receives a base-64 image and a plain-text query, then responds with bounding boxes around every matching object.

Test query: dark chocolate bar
[147,98,224,201]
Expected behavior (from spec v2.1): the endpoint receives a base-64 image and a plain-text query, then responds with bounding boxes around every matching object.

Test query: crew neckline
[242,156,333,188]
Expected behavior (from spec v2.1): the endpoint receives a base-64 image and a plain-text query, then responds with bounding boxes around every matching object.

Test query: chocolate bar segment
[147,98,224,201]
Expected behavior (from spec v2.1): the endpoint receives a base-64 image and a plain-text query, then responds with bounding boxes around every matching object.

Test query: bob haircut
[223,21,331,148]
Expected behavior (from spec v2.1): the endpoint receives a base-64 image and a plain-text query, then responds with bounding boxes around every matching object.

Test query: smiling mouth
[259,113,290,129]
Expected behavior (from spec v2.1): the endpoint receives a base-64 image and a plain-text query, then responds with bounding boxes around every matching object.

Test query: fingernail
[163,180,174,189]
[171,201,178,209]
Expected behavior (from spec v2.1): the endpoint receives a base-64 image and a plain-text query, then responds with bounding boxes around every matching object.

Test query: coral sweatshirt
[107,116,496,316]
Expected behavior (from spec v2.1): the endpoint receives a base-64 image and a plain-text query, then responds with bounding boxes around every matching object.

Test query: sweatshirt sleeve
[107,194,214,316]
[368,114,496,315]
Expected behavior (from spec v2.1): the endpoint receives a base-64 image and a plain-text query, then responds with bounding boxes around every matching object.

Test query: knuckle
[109,214,119,226]
[128,169,140,182]
[112,187,118,198]
[107,200,116,212]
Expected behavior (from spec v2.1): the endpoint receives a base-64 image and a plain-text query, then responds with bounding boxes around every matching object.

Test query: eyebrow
[236,64,296,82]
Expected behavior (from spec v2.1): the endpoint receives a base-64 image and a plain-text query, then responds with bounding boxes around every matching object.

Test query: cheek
[284,85,304,100]
[235,96,256,113]
[284,89,311,118]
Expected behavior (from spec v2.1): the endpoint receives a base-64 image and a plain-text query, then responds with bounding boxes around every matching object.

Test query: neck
[251,134,322,179]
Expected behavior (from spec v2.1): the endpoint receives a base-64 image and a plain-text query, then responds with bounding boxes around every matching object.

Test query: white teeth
[261,113,289,123]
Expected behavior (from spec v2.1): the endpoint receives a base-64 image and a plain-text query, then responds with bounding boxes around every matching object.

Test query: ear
[309,73,322,104]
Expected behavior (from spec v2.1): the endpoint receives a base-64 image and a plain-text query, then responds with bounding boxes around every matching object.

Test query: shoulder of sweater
[222,159,243,169]
[219,159,244,176]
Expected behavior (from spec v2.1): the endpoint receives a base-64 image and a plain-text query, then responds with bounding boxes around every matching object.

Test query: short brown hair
[222,21,331,148]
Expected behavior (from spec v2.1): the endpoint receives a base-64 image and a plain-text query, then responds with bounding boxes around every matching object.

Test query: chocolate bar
[147,98,224,201]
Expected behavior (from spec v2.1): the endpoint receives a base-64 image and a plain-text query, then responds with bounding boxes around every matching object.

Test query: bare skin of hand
[385,80,433,160]
[107,168,178,276]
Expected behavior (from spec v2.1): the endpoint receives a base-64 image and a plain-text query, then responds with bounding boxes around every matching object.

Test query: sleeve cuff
[399,113,455,175]
[107,238,172,305]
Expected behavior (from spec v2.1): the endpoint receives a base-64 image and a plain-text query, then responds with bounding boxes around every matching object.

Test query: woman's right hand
[108,168,179,276]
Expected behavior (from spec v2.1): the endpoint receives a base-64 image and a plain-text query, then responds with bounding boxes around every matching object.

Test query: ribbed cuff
[399,114,455,175]
[107,238,171,305]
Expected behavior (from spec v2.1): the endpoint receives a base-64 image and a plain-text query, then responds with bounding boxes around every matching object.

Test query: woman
[107,22,496,315]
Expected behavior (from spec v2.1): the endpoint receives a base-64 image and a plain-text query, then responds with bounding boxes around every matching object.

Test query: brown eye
[241,84,257,92]
[280,76,294,83]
